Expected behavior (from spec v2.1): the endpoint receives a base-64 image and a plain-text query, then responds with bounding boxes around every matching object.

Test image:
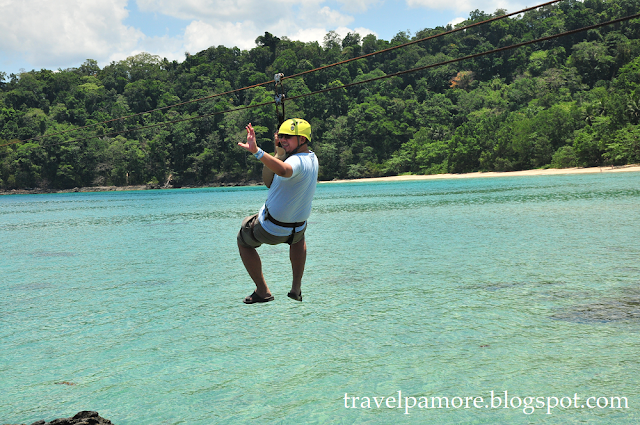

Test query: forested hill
[1,0,640,190]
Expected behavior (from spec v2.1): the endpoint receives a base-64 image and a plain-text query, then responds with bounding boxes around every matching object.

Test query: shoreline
[2,165,639,195]
[0,181,261,196]
[320,164,640,184]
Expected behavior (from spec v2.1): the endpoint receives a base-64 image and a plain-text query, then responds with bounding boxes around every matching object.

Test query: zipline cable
[285,11,640,102]
[2,0,563,148]
[3,9,638,149]
[25,10,640,150]
[282,0,563,82]
[16,11,640,150]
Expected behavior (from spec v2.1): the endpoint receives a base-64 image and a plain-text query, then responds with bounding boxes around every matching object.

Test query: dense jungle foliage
[1,0,640,190]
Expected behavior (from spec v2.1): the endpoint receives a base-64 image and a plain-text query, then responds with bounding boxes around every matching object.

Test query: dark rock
[14,411,114,425]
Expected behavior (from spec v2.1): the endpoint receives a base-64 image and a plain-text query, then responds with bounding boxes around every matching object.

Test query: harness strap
[264,205,305,245]
[264,206,305,228]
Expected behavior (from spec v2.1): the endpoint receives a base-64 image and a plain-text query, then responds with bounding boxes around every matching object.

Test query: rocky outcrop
[6,411,113,425]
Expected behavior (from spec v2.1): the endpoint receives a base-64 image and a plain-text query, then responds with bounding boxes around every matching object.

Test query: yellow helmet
[278,118,311,142]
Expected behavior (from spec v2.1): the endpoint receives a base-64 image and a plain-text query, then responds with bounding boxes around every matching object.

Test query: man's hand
[263,132,288,187]
[274,131,287,160]
[238,123,259,154]
[275,146,286,159]
[240,123,292,178]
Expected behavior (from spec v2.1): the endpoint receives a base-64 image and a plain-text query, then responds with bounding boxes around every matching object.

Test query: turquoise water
[1,173,639,424]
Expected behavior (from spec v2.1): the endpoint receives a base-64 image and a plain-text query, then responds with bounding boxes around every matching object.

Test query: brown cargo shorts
[237,213,306,248]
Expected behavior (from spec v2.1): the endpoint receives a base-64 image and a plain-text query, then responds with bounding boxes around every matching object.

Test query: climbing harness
[264,205,305,244]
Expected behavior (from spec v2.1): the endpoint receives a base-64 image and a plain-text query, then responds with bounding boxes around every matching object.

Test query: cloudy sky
[0,0,527,76]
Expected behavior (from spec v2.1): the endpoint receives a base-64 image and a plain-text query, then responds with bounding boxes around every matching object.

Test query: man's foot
[243,291,274,304]
[287,291,302,302]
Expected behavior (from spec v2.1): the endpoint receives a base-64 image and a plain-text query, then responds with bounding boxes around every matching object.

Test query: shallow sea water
[1,172,639,424]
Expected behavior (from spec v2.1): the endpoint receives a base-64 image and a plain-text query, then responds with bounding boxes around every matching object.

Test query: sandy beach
[321,164,640,184]
[2,165,639,195]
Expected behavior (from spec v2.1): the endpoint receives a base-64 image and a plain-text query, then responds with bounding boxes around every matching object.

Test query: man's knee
[238,214,263,248]
[237,229,254,249]
[237,236,251,250]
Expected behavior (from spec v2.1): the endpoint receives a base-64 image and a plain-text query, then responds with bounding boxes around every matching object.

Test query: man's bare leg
[238,241,271,298]
[289,237,306,298]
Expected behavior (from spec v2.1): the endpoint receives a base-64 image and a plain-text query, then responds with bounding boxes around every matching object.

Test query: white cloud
[405,0,525,14]
[448,17,466,27]
[0,0,400,73]
[136,0,329,23]
[353,27,377,38]
[288,28,333,44]
[335,0,383,14]
[137,0,276,20]
[183,20,258,52]
[0,0,143,70]
[334,26,376,40]
[132,0,358,59]
[107,34,185,65]
[314,5,355,27]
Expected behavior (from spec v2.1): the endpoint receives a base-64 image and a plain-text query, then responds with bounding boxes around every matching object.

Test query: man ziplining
[236,118,319,304]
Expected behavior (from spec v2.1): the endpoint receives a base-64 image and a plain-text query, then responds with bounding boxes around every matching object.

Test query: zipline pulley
[263,73,287,188]
[274,73,286,126]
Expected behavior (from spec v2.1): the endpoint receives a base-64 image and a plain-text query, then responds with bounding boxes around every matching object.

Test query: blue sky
[0,0,525,77]
[123,1,463,42]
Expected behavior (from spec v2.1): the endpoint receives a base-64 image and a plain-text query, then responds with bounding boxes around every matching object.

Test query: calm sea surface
[1,172,639,424]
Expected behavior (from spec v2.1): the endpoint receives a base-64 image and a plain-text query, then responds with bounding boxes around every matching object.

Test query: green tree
[568,41,616,87]
[604,124,640,164]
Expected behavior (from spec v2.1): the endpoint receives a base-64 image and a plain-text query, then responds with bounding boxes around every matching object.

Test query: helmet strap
[290,135,308,155]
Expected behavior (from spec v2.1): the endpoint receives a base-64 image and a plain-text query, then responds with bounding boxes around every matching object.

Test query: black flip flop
[287,291,302,302]
[243,291,274,304]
